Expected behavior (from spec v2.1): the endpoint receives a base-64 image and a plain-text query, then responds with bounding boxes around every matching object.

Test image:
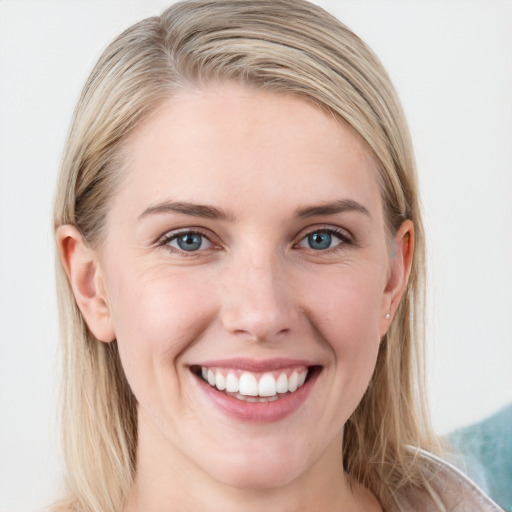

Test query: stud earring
[385,313,391,320]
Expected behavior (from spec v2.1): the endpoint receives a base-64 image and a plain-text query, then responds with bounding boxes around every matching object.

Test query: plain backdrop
[1,1,511,510]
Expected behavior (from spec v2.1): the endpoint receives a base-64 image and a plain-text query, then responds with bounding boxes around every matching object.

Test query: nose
[219,252,298,342]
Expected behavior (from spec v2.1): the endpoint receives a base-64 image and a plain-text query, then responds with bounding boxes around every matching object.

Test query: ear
[379,219,414,336]
[56,225,116,343]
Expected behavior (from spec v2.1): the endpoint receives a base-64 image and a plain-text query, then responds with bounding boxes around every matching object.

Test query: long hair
[53,1,439,510]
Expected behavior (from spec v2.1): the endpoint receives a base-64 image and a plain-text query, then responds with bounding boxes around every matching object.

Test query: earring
[385,313,391,320]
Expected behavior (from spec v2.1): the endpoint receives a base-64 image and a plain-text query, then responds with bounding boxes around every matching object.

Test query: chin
[208,460,304,490]
[197,436,313,490]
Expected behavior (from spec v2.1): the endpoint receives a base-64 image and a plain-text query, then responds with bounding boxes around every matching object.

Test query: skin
[57,83,413,512]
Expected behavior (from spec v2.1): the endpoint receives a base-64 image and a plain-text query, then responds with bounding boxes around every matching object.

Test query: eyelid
[154,224,354,254]
[156,227,221,252]
[295,224,353,243]
[293,224,355,252]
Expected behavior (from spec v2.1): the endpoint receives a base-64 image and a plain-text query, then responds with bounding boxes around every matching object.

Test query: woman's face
[88,83,408,489]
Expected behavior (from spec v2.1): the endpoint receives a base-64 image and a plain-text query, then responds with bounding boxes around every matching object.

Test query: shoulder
[396,448,504,512]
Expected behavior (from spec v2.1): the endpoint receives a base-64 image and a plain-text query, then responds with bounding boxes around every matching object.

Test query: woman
[52,1,502,511]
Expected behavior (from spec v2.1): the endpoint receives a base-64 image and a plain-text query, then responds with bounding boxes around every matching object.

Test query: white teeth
[225,373,239,393]
[199,367,310,398]
[288,371,299,392]
[276,373,288,393]
[215,372,226,391]
[258,373,277,397]
[239,372,259,396]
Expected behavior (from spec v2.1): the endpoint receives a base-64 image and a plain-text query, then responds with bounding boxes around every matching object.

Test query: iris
[308,232,332,250]
[177,233,203,251]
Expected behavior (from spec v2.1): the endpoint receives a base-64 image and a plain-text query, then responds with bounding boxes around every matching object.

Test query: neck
[122,411,381,512]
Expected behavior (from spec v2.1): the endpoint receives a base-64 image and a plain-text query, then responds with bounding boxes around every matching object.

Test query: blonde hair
[53,1,440,510]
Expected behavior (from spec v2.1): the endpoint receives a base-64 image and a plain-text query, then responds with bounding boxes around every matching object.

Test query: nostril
[233,327,291,343]
[222,308,297,342]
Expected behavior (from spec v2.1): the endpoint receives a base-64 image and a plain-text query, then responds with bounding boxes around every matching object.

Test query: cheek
[105,264,215,394]
[298,266,384,393]
[300,266,385,348]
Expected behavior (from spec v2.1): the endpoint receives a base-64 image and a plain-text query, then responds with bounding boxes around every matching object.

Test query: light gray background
[1,1,511,510]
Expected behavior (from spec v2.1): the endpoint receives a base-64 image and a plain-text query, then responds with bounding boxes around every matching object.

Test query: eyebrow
[294,199,371,219]
[138,201,235,221]
[138,198,370,222]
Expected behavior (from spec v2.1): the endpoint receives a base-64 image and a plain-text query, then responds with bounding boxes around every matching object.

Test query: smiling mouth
[191,365,322,403]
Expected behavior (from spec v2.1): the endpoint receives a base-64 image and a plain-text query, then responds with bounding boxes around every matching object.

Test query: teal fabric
[448,404,512,512]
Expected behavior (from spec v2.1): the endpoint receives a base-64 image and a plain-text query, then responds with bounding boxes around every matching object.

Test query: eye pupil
[308,232,332,250]
[177,233,202,251]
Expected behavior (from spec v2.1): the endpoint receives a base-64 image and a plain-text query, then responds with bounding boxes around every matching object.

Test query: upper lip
[192,358,319,372]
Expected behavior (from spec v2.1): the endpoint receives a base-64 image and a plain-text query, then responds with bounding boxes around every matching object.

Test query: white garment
[394,448,504,512]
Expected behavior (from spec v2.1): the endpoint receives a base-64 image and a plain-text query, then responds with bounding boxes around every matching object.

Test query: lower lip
[195,371,319,423]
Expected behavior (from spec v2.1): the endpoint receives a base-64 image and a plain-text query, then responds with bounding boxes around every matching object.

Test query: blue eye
[298,230,345,251]
[308,232,332,250]
[166,232,212,252]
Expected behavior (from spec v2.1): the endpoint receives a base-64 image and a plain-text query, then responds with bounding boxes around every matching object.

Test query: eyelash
[157,229,217,256]
[157,226,354,255]
[295,226,353,253]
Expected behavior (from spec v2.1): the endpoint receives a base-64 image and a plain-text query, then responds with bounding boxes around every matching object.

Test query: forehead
[113,83,382,219]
